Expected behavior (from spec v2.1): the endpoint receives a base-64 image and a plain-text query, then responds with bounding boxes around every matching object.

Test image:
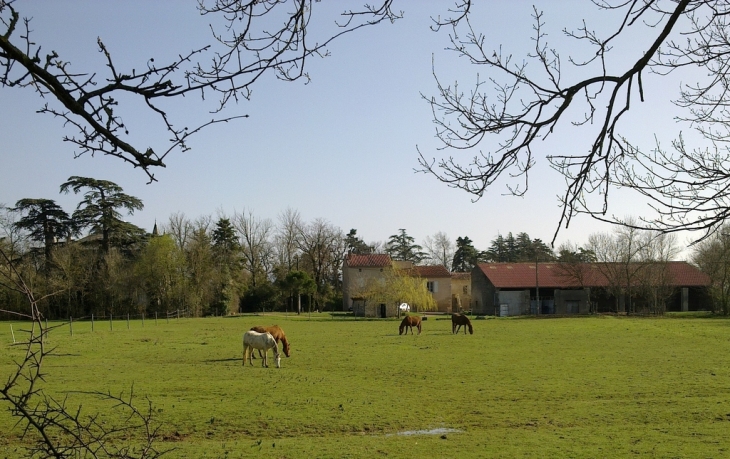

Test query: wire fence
[3,309,192,343]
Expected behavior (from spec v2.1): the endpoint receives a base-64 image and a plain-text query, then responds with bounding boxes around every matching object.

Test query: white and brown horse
[250,325,291,358]
[242,330,280,368]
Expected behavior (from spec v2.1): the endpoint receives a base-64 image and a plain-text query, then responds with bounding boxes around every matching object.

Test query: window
[463,285,468,294]
[427,281,438,293]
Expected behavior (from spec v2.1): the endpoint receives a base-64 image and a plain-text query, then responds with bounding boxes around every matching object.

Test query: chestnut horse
[242,330,280,368]
[250,325,291,358]
[399,315,422,335]
[451,313,473,334]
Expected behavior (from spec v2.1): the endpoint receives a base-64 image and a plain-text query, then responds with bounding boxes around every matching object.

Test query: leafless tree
[0,204,25,260]
[296,218,344,310]
[0,1,402,181]
[422,231,455,271]
[692,225,730,314]
[233,209,275,287]
[420,0,730,243]
[588,219,678,313]
[0,247,167,458]
[275,207,303,272]
[164,212,193,251]
[636,232,678,314]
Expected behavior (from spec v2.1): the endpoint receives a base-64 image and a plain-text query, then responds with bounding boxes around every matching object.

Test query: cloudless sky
[0,1,705,258]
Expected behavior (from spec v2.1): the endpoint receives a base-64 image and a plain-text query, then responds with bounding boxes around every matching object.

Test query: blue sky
[0,1,702,257]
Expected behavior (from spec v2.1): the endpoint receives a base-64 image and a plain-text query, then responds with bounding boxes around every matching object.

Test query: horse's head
[282,341,291,357]
[398,325,404,335]
[275,353,281,368]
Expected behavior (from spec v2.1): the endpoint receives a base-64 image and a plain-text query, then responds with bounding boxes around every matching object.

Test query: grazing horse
[242,330,281,368]
[451,313,473,335]
[399,315,422,335]
[250,325,291,358]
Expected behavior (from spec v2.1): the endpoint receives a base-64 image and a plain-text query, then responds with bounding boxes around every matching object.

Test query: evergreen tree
[12,198,75,270]
[558,246,596,263]
[504,232,517,262]
[515,232,534,261]
[211,217,241,315]
[532,238,556,261]
[452,236,480,272]
[385,229,426,264]
[345,229,372,254]
[60,176,144,253]
[485,234,507,262]
[212,218,238,255]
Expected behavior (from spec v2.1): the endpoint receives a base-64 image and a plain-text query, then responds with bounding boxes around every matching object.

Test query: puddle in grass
[393,428,462,436]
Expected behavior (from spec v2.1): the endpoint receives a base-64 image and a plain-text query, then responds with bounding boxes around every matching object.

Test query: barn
[471,262,712,316]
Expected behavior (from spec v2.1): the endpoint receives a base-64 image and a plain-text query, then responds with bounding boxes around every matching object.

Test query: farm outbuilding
[471,262,712,316]
[342,253,453,317]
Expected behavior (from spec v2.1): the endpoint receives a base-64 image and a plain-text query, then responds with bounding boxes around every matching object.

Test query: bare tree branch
[0,1,401,182]
[416,0,730,245]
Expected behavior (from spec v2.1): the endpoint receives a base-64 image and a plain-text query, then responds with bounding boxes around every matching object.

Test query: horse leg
[262,349,268,368]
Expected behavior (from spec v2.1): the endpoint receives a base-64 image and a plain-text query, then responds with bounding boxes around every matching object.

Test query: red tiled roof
[345,253,392,268]
[409,265,451,278]
[476,261,710,289]
[451,272,471,280]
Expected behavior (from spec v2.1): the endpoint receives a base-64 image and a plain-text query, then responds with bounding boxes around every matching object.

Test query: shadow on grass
[203,357,240,363]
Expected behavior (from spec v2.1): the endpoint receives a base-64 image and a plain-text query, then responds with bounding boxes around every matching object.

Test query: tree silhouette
[60,176,144,253]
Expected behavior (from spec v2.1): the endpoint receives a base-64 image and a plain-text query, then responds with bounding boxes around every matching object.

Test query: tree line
[0,176,578,319]
[4,178,730,318]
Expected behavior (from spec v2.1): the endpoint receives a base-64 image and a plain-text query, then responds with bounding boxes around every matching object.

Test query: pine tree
[385,229,426,263]
[452,236,480,272]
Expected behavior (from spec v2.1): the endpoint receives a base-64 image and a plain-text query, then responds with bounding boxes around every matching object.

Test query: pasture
[1,314,730,458]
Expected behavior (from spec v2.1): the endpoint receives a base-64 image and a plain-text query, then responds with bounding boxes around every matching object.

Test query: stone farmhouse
[342,253,462,317]
[471,262,712,316]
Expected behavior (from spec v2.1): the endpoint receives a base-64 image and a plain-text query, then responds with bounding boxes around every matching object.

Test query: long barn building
[471,262,712,316]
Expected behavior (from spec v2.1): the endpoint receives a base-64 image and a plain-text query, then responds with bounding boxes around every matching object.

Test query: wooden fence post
[127,313,130,330]
[91,314,94,332]
[69,317,73,337]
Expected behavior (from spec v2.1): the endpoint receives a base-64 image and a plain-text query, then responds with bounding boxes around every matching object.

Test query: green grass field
[1,313,730,458]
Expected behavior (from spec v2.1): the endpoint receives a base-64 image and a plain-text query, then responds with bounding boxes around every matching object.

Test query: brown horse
[250,325,291,358]
[451,313,473,334]
[399,315,422,335]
